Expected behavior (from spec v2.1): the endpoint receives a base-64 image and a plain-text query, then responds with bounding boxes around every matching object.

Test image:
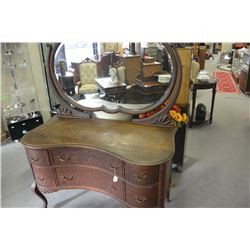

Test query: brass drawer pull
[136,197,146,204]
[57,154,70,162]
[110,163,119,182]
[37,176,44,181]
[136,174,147,182]
[31,157,39,162]
[63,175,73,181]
[109,162,117,170]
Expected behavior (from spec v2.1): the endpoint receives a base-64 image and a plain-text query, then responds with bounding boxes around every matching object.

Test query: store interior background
[1,1,250,250]
[1,42,249,208]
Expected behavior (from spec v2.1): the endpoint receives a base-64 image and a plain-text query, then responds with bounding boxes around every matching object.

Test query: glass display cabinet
[1,43,43,141]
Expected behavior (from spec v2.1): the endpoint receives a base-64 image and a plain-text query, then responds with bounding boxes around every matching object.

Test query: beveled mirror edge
[48,42,182,117]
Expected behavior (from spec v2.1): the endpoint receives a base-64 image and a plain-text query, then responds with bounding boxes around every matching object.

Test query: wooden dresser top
[21,117,176,165]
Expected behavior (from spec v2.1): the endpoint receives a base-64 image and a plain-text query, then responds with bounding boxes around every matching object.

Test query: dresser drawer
[51,148,123,176]
[26,149,50,166]
[32,166,56,187]
[87,149,123,176]
[56,166,124,200]
[125,163,159,185]
[125,184,158,208]
[51,148,89,165]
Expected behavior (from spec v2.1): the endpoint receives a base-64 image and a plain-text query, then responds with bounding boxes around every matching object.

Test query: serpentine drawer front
[21,117,176,208]
[56,166,124,200]
[25,149,50,167]
[32,166,56,188]
[124,163,159,185]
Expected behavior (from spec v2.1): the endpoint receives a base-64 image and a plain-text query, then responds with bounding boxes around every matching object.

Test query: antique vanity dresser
[21,43,182,208]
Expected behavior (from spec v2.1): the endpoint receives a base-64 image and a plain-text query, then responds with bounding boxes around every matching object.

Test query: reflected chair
[75,57,98,96]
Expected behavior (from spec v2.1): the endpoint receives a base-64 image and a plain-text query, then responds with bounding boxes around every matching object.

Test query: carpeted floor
[1,56,250,208]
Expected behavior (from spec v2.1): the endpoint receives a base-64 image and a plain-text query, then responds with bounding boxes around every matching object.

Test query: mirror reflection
[54,42,173,110]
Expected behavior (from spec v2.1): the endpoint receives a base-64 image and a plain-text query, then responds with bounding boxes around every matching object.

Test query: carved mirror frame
[48,43,182,126]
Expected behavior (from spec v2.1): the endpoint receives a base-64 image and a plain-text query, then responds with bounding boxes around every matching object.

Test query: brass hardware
[31,157,39,162]
[136,174,147,182]
[110,163,119,182]
[37,176,44,181]
[63,175,73,181]
[57,154,70,162]
[109,162,117,169]
[136,197,146,204]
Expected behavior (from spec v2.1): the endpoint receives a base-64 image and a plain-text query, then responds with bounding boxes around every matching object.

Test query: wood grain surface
[21,116,176,166]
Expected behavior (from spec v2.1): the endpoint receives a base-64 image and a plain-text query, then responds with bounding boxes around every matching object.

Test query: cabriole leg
[31,182,48,208]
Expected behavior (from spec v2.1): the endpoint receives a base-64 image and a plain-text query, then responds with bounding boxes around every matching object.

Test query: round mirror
[49,42,181,115]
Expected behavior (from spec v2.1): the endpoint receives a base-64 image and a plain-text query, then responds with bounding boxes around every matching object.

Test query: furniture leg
[209,87,216,124]
[189,88,196,127]
[166,163,173,202]
[31,182,48,208]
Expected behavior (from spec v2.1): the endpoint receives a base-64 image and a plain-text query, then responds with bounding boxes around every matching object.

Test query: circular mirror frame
[49,43,182,116]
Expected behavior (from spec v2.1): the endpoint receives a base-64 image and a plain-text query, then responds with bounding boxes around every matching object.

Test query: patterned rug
[213,71,240,94]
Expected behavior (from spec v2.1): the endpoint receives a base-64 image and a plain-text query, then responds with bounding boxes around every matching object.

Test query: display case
[1,43,43,141]
[239,50,250,93]
[231,48,250,80]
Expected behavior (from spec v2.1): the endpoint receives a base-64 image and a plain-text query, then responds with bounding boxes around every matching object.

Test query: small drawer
[32,166,56,187]
[125,163,159,185]
[51,148,89,165]
[125,183,158,208]
[56,166,124,200]
[25,148,50,166]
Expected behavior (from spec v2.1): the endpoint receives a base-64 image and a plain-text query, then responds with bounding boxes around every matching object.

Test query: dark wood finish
[189,79,217,128]
[124,163,159,185]
[31,182,48,208]
[233,43,249,49]
[198,46,206,70]
[21,43,183,208]
[21,117,176,208]
[95,77,127,102]
[97,52,119,77]
[135,79,168,95]
[231,71,240,84]
[173,104,189,168]
[25,148,51,166]
[142,62,161,78]
[239,66,250,93]
[128,79,169,104]
[117,55,141,84]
